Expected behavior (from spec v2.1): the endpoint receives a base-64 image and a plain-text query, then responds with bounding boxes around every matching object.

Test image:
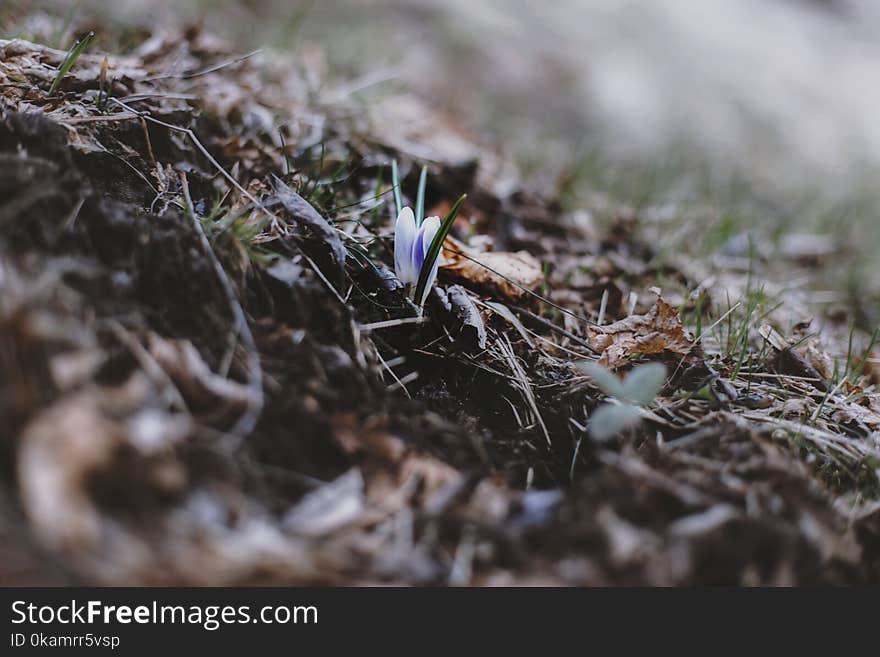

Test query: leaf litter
[0,17,878,586]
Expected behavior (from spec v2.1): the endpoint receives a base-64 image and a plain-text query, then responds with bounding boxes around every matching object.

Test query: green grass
[195,200,272,266]
[48,30,94,95]
[415,165,428,227]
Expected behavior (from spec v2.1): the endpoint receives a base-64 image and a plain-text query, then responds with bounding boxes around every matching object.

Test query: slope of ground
[0,21,878,585]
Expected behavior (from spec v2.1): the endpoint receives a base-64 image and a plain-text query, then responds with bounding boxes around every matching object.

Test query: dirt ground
[1,9,879,585]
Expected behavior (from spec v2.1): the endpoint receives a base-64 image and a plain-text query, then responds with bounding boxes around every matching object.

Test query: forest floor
[1,16,879,585]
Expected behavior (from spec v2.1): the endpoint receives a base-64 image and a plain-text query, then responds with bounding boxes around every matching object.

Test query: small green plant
[196,202,272,266]
[48,30,94,95]
[579,361,667,440]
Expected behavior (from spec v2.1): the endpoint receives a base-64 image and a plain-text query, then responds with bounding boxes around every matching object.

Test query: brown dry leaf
[861,350,880,386]
[18,394,122,552]
[283,469,365,537]
[441,236,543,301]
[370,95,480,168]
[800,336,836,382]
[832,403,880,432]
[589,293,698,370]
[17,381,189,554]
[759,324,830,392]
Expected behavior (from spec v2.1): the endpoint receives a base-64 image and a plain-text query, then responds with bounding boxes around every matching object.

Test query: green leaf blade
[415,165,428,227]
[413,193,467,309]
[49,31,94,96]
[391,160,403,217]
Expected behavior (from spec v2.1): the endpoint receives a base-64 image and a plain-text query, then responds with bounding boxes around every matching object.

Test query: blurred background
[5,0,880,315]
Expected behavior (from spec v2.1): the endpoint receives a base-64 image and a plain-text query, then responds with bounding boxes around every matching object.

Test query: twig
[104,320,189,413]
[110,98,267,213]
[64,113,139,124]
[360,316,427,332]
[179,172,264,440]
[144,49,262,81]
[387,371,418,393]
[61,196,85,231]
[377,351,413,398]
[497,334,551,446]
[597,288,608,325]
[510,305,598,353]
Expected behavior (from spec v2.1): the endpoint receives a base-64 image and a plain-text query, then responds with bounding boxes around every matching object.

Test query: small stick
[180,172,264,440]
[377,351,413,398]
[145,49,262,81]
[359,316,427,332]
[387,371,418,393]
[510,305,597,354]
[597,288,609,325]
[64,113,139,124]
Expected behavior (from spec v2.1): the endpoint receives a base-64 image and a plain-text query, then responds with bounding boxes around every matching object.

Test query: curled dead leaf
[435,284,487,350]
[441,236,542,301]
[589,295,699,370]
[272,176,346,288]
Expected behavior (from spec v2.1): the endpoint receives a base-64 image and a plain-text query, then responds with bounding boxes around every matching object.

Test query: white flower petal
[419,216,441,258]
[394,207,417,284]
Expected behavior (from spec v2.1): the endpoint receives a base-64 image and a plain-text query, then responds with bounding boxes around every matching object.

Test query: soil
[1,28,878,586]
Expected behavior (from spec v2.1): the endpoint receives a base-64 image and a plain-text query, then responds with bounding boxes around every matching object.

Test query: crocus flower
[394,206,441,306]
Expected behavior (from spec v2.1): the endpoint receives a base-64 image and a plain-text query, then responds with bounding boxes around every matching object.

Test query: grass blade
[391,159,403,217]
[279,129,291,175]
[414,193,467,308]
[49,31,94,95]
[415,164,428,227]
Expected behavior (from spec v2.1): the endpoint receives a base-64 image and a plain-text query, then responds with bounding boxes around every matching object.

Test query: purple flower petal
[411,226,427,275]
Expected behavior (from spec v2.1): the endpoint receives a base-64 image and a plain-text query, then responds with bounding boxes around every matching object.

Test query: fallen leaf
[589,295,698,370]
[441,236,542,301]
[283,469,365,537]
[436,284,487,350]
[271,176,346,287]
[759,324,830,392]
[859,350,880,386]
